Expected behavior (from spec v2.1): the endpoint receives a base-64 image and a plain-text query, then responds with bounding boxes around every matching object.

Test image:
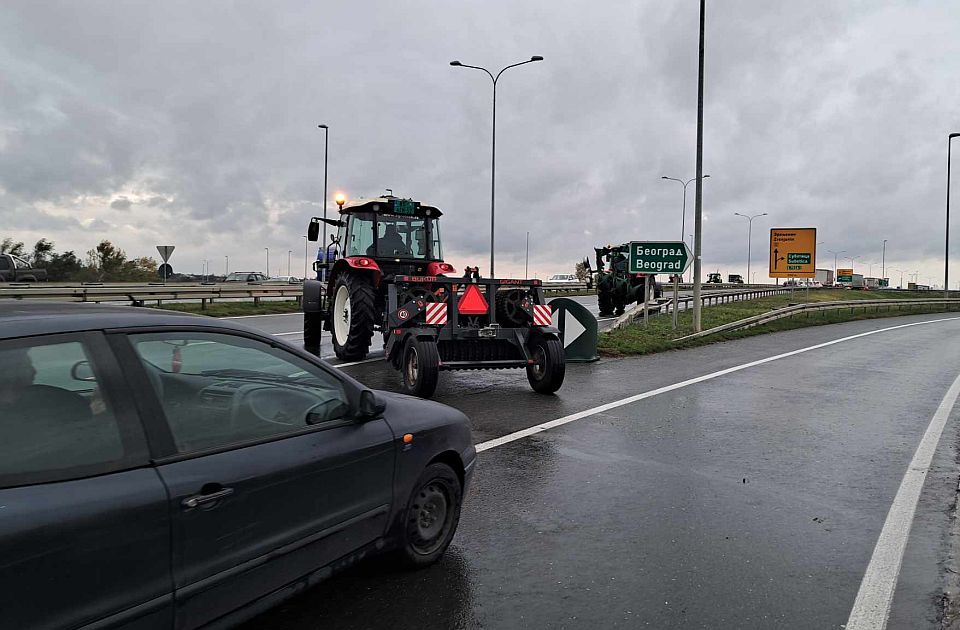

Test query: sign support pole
[672,275,679,329]
[643,278,650,327]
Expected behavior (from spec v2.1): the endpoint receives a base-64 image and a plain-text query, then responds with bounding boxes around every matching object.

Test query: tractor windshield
[374,214,438,260]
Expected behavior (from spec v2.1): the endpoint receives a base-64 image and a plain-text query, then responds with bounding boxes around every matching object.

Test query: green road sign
[787,252,811,265]
[549,298,598,362]
[628,241,692,274]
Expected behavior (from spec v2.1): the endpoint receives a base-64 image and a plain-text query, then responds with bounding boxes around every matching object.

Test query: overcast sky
[1,1,959,285]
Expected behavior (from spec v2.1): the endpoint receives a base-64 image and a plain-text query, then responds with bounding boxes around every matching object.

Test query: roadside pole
[643,278,650,327]
[692,0,706,332]
[672,274,679,329]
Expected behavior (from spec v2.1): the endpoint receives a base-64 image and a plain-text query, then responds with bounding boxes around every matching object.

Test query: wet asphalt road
[235,311,960,629]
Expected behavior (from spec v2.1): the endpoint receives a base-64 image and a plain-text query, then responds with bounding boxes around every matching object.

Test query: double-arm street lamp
[662,174,710,281]
[733,212,766,286]
[450,55,543,278]
[827,249,846,275]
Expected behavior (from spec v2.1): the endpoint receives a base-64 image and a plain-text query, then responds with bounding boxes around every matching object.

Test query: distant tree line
[1,237,157,282]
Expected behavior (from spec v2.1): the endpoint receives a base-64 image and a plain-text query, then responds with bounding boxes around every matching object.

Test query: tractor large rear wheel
[330,272,378,361]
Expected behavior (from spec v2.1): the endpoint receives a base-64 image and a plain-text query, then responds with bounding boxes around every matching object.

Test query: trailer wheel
[330,272,377,360]
[303,312,324,355]
[527,336,565,394]
[401,338,440,398]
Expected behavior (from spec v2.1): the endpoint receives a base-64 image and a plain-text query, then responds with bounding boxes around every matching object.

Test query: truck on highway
[0,254,47,283]
[815,268,834,287]
[851,274,865,289]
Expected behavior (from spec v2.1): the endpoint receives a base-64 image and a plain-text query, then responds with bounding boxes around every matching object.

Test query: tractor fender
[303,279,325,313]
[331,258,382,288]
[527,325,561,345]
[426,261,457,276]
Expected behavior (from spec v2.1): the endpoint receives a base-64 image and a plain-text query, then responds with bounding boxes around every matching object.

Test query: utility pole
[692,0,706,332]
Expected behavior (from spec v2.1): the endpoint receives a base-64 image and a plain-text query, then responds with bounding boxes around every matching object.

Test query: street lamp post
[525,231,530,278]
[303,236,308,280]
[318,125,329,255]
[225,255,229,276]
[450,55,543,278]
[881,239,887,282]
[692,0,707,332]
[287,250,292,276]
[946,133,960,297]
[265,248,269,278]
[733,212,767,287]
[662,174,710,282]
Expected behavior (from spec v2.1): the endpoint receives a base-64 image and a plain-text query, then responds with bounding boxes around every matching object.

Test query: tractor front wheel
[303,311,324,355]
[330,272,378,361]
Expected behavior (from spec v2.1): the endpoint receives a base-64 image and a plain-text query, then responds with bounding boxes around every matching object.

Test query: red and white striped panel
[532,304,552,326]
[425,302,447,326]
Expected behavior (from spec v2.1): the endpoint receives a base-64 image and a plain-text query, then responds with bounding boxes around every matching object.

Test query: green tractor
[585,244,661,317]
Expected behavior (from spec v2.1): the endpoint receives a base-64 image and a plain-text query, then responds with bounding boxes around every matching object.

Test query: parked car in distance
[223,271,269,282]
[546,273,578,283]
[267,275,303,284]
[0,302,475,630]
[0,253,47,282]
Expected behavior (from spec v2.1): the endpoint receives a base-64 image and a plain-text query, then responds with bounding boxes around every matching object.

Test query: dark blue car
[0,302,475,629]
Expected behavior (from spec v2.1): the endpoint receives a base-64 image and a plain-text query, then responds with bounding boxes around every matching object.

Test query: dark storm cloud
[0,0,958,280]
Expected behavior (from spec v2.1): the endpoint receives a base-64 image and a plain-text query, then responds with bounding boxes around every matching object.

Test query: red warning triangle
[458,284,489,315]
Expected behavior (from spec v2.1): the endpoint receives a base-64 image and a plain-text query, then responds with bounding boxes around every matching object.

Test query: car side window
[129,332,350,454]
[0,337,136,488]
[0,257,9,270]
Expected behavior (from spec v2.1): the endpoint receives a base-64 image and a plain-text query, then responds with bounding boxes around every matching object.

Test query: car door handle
[181,487,234,509]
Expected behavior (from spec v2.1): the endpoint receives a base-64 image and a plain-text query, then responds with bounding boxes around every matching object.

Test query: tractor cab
[308,196,454,282]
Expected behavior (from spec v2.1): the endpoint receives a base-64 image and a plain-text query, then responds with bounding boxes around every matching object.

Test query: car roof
[0,301,257,340]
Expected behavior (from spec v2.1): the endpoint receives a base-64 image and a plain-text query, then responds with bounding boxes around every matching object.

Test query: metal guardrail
[611,287,792,330]
[0,279,592,306]
[0,282,304,306]
[674,298,960,341]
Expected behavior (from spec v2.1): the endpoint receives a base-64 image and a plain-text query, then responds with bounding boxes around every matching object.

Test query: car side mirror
[71,360,96,382]
[307,218,320,242]
[306,398,350,425]
[357,389,386,420]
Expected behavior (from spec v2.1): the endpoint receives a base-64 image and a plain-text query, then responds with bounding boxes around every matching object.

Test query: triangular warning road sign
[458,284,489,315]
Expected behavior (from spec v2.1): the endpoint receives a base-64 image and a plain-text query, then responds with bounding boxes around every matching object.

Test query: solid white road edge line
[845,370,960,630]
[475,316,960,453]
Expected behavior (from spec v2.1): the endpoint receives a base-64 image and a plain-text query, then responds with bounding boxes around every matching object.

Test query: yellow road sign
[769,228,817,278]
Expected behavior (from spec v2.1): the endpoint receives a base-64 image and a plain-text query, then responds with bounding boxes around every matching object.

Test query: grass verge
[600,290,956,357]
[153,300,302,317]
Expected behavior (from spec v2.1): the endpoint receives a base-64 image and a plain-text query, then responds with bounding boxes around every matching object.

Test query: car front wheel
[392,462,462,568]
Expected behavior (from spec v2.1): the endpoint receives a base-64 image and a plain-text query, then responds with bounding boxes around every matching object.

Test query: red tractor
[303,196,565,398]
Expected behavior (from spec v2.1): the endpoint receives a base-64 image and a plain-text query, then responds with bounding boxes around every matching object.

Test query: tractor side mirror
[307,219,320,242]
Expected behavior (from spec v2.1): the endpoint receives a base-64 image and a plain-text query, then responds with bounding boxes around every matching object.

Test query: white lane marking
[475,316,960,453]
[333,357,383,368]
[222,313,302,320]
[263,329,380,368]
[845,370,960,630]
